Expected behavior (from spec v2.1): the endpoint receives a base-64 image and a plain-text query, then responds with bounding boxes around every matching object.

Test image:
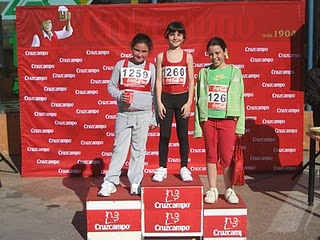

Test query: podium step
[86,174,247,239]
[86,186,142,240]
[203,195,247,239]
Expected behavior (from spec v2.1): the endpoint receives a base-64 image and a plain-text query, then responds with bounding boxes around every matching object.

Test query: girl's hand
[181,102,191,119]
[158,102,166,120]
[237,134,243,138]
[150,124,158,130]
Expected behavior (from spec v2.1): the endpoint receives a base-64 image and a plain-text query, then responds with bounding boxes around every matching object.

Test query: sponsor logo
[244,166,256,170]
[154,212,191,232]
[34,111,57,117]
[94,211,131,231]
[154,189,191,209]
[25,51,49,56]
[83,124,106,129]
[276,108,300,113]
[76,68,100,74]
[44,86,67,92]
[250,156,273,161]
[55,121,77,126]
[278,53,301,58]
[58,168,82,174]
[30,128,54,134]
[244,92,254,98]
[31,64,55,69]
[102,65,114,71]
[234,64,244,69]
[37,159,60,165]
[59,58,83,63]
[262,119,285,124]
[273,148,296,153]
[262,82,285,88]
[80,140,104,146]
[77,159,101,165]
[51,102,74,108]
[169,143,179,147]
[273,166,296,171]
[244,47,268,52]
[98,100,116,105]
[242,74,260,79]
[145,151,158,156]
[49,138,72,144]
[52,73,76,79]
[275,128,298,134]
[105,114,116,119]
[190,148,206,153]
[101,151,112,157]
[190,166,206,171]
[86,50,110,55]
[58,150,81,156]
[27,147,50,152]
[271,69,294,75]
[75,89,98,95]
[252,137,276,142]
[120,53,133,58]
[246,105,269,111]
[194,63,210,68]
[148,132,160,137]
[184,48,195,53]
[245,116,257,121]
[213,217,242,237]
[91,79,109,84]
[24,76,47,81]
[250,57,273,63]
[272,93,295,98]
[24,96,47,101]
[76,109,99,114]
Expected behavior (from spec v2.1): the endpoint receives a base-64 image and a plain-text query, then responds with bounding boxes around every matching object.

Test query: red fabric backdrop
[16,2,305,177]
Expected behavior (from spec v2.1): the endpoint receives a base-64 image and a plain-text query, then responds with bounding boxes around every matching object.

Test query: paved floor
[0,153,319,240]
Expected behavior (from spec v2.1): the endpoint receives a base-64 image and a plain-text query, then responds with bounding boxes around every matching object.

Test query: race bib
[162,66,186,85]
[120,67,151,88]
[208,84,229,110]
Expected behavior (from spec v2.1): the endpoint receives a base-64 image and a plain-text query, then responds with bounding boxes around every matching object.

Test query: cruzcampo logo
[0,0,93,20]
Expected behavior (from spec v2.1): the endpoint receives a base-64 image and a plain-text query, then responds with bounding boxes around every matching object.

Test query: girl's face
[131,43,150,64]
[207,45,227,69]
[167,31,185,49]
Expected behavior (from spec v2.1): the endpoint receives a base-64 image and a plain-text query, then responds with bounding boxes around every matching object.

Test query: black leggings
[159,92,189,168]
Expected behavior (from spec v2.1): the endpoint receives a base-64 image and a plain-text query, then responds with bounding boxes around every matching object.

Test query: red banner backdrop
[16,2,305,177]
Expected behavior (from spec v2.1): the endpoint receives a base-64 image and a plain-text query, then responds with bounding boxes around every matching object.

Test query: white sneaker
[97,181,117,197]
[225,188,239,204]
[130,183,141,195]
[152,167,167,182]
[204,187,218,204]
[180,167,193,182]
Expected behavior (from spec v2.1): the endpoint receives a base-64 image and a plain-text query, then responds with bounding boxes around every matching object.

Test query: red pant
[201,118,236,167]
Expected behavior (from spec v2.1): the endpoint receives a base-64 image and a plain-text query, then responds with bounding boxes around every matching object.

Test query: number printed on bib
[162,66,186,85]
[120,67,151,88]
[208,85,228,110]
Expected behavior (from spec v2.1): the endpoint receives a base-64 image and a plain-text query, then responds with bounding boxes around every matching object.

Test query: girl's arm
[156,53,166,119]
[181,53,194,118]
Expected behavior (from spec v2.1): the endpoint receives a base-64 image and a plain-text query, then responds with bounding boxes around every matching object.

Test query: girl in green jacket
[194,37,245,204]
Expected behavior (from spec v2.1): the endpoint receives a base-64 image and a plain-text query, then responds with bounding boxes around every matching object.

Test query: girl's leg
[128,112,152,185]
[103,113,132,185]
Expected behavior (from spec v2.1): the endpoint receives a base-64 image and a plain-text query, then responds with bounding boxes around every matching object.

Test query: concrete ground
[0,153,319,240]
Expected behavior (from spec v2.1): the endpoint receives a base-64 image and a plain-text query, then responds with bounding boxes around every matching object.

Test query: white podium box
[86,186,142,240]
[203,195,247,240]
[141,174,203,238]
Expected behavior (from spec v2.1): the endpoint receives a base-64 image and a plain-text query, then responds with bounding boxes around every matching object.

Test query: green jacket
[194,64,245,138]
